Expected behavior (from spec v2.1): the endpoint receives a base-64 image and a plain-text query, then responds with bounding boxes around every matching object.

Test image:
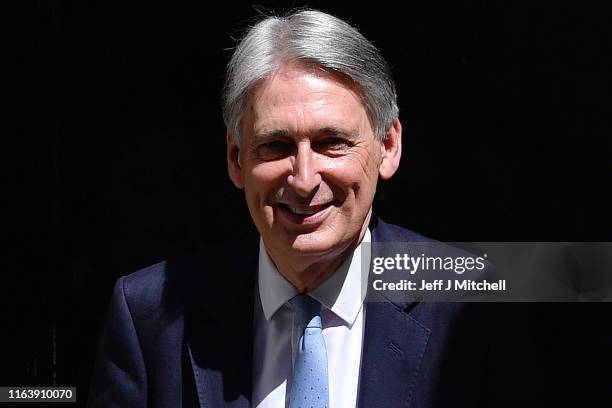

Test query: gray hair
[222,9,399,142]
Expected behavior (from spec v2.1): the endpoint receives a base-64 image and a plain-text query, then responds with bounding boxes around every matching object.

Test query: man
[90,9,542,408]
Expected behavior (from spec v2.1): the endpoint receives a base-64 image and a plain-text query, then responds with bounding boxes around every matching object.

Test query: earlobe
[226,133,245,188]
[379,118,402,180]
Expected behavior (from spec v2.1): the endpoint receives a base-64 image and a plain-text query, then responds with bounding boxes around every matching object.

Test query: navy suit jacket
[89,218,544,407]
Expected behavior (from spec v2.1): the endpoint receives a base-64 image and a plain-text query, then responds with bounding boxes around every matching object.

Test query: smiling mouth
[278,203,331,215]
[276,201,334,228]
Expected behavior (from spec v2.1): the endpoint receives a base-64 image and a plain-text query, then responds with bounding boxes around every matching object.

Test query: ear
[379,118,402,180]
[226,132,244,188]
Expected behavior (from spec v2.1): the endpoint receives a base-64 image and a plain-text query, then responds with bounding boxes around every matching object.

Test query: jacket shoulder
[118,234,260,316]
[372,217,434,243]
[119,255,203,318]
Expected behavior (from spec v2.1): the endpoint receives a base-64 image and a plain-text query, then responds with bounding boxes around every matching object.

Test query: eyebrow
[251,129,292,144]
[317,126,357,138]
[251,126,357,143]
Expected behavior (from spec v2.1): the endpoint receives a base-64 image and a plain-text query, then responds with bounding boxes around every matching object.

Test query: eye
[262,140,290,150]
[316,136,351,150]
[257,140,293,159]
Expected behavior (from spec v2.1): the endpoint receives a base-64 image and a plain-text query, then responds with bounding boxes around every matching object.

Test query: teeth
[289,206,316,215]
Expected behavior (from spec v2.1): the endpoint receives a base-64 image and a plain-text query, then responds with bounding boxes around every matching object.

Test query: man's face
[227,63,401,262]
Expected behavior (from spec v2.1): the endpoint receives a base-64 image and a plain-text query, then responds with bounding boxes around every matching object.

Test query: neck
[267,212,371,292]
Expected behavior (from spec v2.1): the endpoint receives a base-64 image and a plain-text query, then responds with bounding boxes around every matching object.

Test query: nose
[287,142,322,197]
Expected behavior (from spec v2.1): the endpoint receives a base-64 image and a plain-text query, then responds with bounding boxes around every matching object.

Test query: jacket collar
[185,235,258,408]
[356,218,431,407]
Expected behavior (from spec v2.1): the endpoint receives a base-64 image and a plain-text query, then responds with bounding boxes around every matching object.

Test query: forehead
[244,63,371,134]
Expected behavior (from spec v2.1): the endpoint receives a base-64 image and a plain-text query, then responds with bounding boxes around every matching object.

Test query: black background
[3,1,611,406]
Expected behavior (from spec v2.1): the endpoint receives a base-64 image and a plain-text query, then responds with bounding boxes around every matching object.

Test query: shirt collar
[257,238,298,322]
[258,228,370,327]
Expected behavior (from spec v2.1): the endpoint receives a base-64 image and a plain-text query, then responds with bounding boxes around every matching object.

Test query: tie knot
[289,294,322,328]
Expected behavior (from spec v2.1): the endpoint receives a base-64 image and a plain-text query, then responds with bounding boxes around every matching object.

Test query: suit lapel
[357,294,430,408]
[186,309,253,408]
[186,236,259,408]
[357,218,432,408]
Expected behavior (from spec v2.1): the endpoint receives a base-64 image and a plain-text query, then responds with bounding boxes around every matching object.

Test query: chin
[284,230,347,258]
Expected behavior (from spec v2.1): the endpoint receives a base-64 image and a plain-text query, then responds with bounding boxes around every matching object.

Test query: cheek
[245,163,287,200]
[248,169,274,187]
[324,155,379,200]
[338,147,380,181]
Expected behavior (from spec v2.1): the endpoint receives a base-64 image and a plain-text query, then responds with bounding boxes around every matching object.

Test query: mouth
[275,202,334,225]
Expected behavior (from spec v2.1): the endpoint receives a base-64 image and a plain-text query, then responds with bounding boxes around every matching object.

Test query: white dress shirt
[252,229,371,408]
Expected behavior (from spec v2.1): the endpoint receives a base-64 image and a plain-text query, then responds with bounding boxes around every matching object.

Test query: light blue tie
[289,294,329,408]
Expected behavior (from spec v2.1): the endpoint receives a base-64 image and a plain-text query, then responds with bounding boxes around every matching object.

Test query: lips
[283,203,329,215]
[275,202,334,225]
